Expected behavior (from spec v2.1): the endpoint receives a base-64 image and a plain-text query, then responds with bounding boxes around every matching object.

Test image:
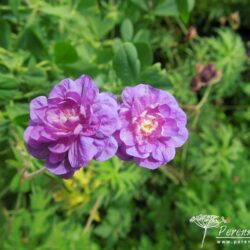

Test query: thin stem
[22,167,47,181]
[194,221,205,228]
[37,60,50,67]
[160,165,183,184]
[201,228,207,248]
[84,195,104,232]
[0,5,31,11]
[192,84,213,128]
[216,104,249,110]
[0,185,10,199]
[175,17,188,34]
[197,84,213,110]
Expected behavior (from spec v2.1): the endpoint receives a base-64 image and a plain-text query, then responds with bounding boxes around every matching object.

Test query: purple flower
[191,64,221,92]
[200,64,218,83]
[24,75,120,178]
[116,84,188,169]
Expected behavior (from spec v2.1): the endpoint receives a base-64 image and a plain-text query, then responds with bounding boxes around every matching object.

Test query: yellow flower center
[140,117,158,134]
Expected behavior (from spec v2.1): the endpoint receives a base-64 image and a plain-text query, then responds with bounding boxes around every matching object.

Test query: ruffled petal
[120,128,136,146]
[29,125,45,142]
[116,145,133,161]
[131,97,147,117]
[48,152,65,164]
[126,146,149,158]
[137,141,156,154]
[134,156,163,169]
[97,92,118,110]
[24,125,34,143]
[92,104,119,137]
[27,143,49,160]
[152,145,176,163]
[68,136,97,168]
[48,137,72,154]
[169,127,189,147]
[48,78,76,100]
[65,91,81,104]
[75,75,99,105]
[40,129,58,142]
[119,109,132,127]
[46,157,74,176]
[158,104,171,117]
[157,89,179,107]
[170,107,188,126]
[122,84,157,107]
[94,136,118,161]
[162,118,179,137]
[30,96,47,124]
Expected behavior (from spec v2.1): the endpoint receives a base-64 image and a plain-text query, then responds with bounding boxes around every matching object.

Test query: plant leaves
[113,42,140,84]
[54,41,78,64]
[135,42,153,68]
[121,18,134,41]
[176,0,189,24]
[138,63,171,88]
[0,19,11,49]
[154,0,178,17]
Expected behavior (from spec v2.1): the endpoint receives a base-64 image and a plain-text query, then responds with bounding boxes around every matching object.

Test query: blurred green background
[0,0,250,249]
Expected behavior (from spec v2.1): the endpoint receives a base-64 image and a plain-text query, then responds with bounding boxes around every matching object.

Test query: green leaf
[0,90,20,105]
[54,41,78,64]
[121,18,134,41]
[241,82,250,96]
[113,42,140,84]
[176,0,189,24]
[154,0,178,17]
[138,63,171,88]
[88,16,116,39]
[0,19,11,49]
[188,0,196,11]
[10,173,30,193]
[135,42,153,68]
[40,3,72,18]
[130,0,148,11]
[100,18,117,38]
[134,29,151,43]
[6,103,29,121]
[9,0,21,17]
[0,74,19,89]
[17,28,47,59]
[95,47,113,64]
[94,207,131,243]
[21,66,47,88]
[94,223,112,238]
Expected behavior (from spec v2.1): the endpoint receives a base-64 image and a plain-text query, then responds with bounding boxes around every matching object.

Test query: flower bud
[200,64,217,83]
[185,26,197,41]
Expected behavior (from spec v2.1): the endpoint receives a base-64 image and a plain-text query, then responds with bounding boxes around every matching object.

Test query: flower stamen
[139,117,158,134]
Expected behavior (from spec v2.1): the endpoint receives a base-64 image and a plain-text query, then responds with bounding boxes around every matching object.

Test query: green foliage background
[0,0,250,249]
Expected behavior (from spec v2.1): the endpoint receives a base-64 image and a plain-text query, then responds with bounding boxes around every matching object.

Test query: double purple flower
[24,76,188,177]
[24,75,119,178]
[116,84,188,169]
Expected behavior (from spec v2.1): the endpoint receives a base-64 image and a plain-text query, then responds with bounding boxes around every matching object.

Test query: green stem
[22,167,47,181]
[160,165,183,184]
[0,185,10,199]
[84,195,104,232]
[0,5,31,11]
[201,228,207,248]
[175,17,188,34]
[197,84,213,110]
[192,84,213,128]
